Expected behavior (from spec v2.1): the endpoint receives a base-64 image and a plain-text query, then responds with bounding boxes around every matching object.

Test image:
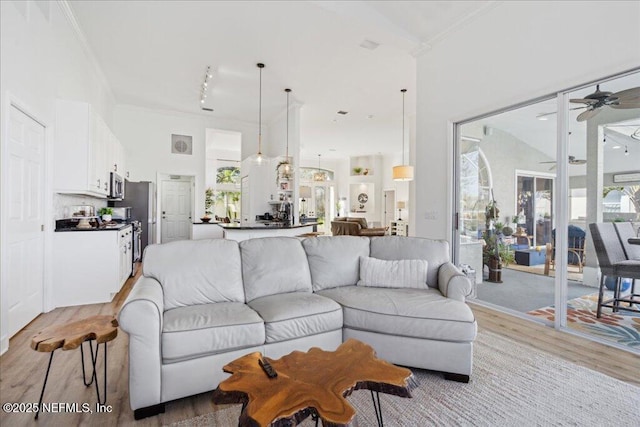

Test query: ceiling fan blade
[570,98,598,105]
[612,86,640,101]
[609,100,640,109]
[570,159,587,165]
[539,160,557,164]
[577,108,600,122]
[536,106,587,118]
[548,164,557,171]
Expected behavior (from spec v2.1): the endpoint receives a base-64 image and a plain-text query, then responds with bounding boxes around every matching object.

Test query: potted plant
[202,188,214,222]
[352,167,363,175]
[99,207,113,222]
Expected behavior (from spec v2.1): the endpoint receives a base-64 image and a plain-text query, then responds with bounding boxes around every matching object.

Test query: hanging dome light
[393,89,414,181]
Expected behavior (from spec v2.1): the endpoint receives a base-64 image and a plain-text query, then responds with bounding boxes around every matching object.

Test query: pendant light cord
[257,63,264,155]
[401,89,407,164]
[285,89,290,159]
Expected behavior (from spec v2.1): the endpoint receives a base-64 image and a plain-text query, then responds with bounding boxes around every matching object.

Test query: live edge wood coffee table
[212,339,415,427]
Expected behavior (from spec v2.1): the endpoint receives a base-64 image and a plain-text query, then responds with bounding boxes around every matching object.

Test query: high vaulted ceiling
[68,1,493,159]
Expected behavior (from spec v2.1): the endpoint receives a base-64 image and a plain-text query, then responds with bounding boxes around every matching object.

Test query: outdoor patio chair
[589,223,640,318]
[543,225,586,275]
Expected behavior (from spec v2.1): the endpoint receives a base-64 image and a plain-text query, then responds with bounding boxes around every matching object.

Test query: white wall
[114,105,257,219]
[415,1,640,240]
[0,1,117,353]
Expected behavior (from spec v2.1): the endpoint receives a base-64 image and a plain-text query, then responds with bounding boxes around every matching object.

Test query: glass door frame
[452,93,569,328]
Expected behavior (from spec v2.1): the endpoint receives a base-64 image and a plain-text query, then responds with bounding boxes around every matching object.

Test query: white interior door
[384,190,396,226]
[161,180,192,243]
[6,105,45,337]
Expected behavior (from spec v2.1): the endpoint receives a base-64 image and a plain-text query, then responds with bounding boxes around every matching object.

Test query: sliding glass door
[454,69,640,352]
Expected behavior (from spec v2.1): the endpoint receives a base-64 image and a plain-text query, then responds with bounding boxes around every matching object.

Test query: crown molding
[56,0,117,105]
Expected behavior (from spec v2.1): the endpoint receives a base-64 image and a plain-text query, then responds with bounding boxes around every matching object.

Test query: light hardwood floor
[1,268,638,426]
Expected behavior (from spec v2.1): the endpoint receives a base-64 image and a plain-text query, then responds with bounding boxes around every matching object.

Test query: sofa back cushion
[357,256,428,289]
[346,217,368,229]
[302,236,370,291]
[143,239,245,309]
[240,237,313,302]
[370,236,450,288]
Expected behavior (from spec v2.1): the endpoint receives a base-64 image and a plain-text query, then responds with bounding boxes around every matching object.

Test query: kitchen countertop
[193,221,221,225]
[55,223,132,232]
[217,222,319,230]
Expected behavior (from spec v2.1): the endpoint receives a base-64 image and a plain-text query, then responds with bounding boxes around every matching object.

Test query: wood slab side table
[212,339,415,427]
[30,315,118,419]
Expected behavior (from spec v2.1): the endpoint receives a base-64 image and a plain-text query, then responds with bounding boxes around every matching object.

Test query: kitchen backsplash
[53,194,108,220]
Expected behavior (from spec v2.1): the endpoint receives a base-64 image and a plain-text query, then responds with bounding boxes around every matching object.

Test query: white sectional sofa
[118,235,477,419]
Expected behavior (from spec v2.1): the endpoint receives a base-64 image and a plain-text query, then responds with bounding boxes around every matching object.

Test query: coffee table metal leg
[34,351,55,420]
[370,390,384,427]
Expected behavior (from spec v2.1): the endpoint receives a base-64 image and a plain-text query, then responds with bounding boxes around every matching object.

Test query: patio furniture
[589,223,640,318]
[543,226,586,276]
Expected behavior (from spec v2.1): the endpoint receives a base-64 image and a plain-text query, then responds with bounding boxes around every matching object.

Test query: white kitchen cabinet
[55,100,125,197]
[53,226,132,307]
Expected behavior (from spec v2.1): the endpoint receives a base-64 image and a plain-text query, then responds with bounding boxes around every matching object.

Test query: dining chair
[589,223,640,318]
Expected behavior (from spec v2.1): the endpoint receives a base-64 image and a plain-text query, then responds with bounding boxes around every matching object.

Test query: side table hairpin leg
[34,352,55,420]
[81,340,108,405]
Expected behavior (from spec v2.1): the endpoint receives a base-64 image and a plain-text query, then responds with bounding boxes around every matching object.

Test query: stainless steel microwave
[109,172,124,200]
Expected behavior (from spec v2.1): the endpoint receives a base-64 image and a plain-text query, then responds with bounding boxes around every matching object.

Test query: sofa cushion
[162,302,265,363]
[248,292,343,343]
[302,236,370,291]
[370,236,450,288]
[143,239,245,310]
[240,237,313,302]
[318,286,476,342]
[358,257,428,289]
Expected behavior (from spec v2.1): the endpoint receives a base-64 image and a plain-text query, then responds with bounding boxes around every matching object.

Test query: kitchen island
[217,222,319,242]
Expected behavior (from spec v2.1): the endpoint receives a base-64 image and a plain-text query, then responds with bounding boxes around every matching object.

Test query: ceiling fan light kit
[393,89,414,182]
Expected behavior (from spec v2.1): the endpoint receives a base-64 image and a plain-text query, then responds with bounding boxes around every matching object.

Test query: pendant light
[313,154,325,181]
[255,63,265,164]
[393,89,414,181]
[280,88,293,176]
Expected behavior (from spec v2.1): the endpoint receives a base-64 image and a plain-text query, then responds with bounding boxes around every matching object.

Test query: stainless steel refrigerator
[111,180,156,252]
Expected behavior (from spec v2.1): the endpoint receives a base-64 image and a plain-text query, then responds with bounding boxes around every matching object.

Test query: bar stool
[589,223,640,318]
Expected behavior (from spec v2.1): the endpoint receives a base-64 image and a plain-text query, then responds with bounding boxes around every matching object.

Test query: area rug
[167,331,640,427]
[528,292,640,351]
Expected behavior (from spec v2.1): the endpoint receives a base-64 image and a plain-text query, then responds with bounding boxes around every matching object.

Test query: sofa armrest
[118,277,164,411]
[438,262,472,302]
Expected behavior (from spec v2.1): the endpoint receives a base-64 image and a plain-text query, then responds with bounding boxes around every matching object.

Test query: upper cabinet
[55,100,127,198]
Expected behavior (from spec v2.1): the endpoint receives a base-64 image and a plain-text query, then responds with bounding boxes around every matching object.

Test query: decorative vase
[102,214,112,222]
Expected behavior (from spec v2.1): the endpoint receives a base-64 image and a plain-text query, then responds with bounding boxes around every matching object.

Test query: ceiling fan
[536,84,640,121]
[571,84,640,122]
[540,156,587,170]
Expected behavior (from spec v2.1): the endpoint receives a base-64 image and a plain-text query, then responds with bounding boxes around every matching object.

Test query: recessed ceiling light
[337,111,348,115]
[359,39,380,50]
[538,116,548,121]
[613,145,621,149]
